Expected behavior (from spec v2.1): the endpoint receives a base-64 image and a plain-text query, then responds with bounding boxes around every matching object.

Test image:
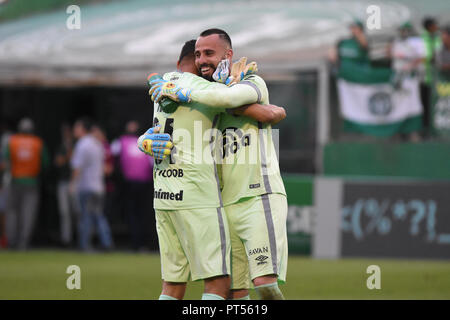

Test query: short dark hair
[199,28,232,49]
[178,39,196,62]
[423,17,437,30]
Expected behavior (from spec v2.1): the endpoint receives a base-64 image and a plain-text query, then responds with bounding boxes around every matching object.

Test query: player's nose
[196,54,208,67]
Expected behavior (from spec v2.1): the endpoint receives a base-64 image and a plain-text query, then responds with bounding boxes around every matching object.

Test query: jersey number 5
[153,117,176,165]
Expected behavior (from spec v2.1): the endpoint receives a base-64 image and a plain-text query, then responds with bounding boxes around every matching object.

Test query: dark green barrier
[313,177,450,259]
[283,175,313,206]
[341,180,450,259]
[324,142,450,179]
[282,174,314,255]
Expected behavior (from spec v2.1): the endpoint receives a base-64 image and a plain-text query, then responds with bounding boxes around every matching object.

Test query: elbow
[270,107,286,124]
[261,109,277,123]
[279,107,287,120]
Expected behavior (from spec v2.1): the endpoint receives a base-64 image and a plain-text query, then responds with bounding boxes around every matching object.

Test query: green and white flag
[337,64,423,137]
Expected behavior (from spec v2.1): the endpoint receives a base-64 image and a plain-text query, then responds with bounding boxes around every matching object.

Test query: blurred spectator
[70,118,113,252]
[0,122,12,248]
[388,22,426,141]
[91,124,116,244]
[91,125,115,193]
[436,24,450,80]
[421,17,442,136]
[329,19,369,67]
[388,22,426,89]
[54,123,78,248]
[111,121,155,251]
[4,118,49,250]
[331,19,392,83]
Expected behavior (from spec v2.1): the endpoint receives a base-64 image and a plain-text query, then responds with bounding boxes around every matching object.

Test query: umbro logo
[255,255,269,265]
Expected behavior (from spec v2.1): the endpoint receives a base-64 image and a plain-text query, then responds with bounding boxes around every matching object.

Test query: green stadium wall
[282,174,314,255]
[283,175,314,206]
[323,142,450,179]
[284,141,450,255]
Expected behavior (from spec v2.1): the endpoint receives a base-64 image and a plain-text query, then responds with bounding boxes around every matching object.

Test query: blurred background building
[0,0,449,258]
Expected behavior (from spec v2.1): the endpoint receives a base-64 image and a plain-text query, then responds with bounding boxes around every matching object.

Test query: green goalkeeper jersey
[152,71,226,210]
[189,74,286,206]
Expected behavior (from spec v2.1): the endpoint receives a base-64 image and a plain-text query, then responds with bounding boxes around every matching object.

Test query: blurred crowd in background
[0,10,449,253]
[329,16,450,141]
[0,117,156,252]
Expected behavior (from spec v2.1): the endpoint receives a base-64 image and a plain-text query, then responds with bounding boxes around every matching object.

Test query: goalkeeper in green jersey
[146,29,288,300]
[140,39,286,300]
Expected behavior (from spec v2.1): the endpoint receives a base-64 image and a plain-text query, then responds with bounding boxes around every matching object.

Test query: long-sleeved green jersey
[152,71,226,210]
[190,74,286,206]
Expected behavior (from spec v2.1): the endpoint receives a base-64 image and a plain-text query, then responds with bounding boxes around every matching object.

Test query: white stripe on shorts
[261,194,278,275]
[216,207,228,275]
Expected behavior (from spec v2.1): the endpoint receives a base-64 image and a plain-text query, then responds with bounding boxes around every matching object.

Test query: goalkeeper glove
[226,57,258,86]
[137,125,173,161]
[212,59,231,84]
[149,80,192,104]
[147,73,180,113]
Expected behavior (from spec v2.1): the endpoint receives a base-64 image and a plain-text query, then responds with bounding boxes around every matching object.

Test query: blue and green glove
[137,125,173,160]
[149,80,192,104]
[212,59,231,84]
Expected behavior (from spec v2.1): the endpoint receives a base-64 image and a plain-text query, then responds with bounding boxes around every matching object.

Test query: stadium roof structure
[0,0,427,86]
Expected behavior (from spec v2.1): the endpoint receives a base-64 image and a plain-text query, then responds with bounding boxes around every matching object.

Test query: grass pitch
[0,250,449,300]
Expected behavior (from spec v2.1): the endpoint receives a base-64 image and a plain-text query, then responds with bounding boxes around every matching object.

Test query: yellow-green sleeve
[189,81,260,109]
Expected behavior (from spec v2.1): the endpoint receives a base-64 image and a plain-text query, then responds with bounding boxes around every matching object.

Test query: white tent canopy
[0,0,413,86]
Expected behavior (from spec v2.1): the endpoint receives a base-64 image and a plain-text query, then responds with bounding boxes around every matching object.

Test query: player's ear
[176,60,181,71]
[226,48,233,61]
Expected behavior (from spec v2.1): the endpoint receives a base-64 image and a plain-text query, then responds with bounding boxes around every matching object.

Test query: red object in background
[0,234,7,248]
